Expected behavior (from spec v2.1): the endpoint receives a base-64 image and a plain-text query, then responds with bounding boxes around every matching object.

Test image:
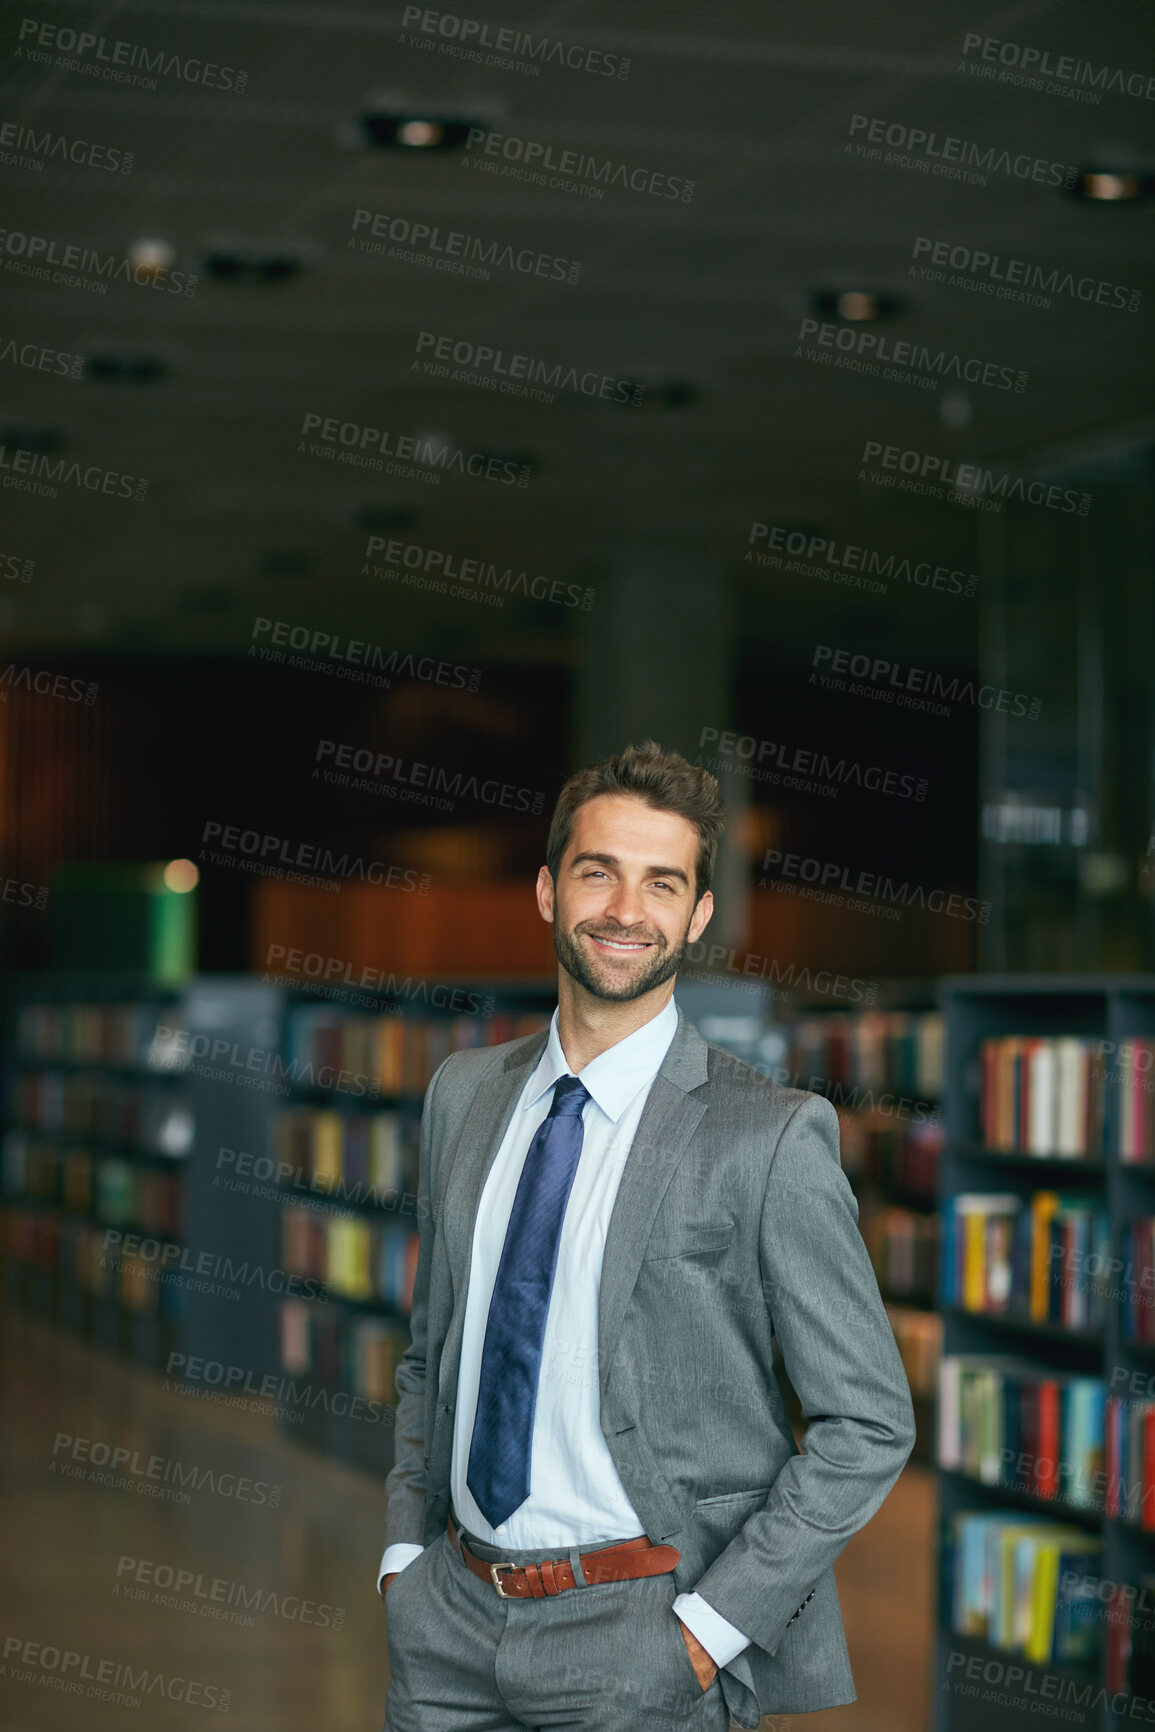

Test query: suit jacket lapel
[438,1032,547,1399]
[598,1008,710,1393]
[442,1031,547,1279]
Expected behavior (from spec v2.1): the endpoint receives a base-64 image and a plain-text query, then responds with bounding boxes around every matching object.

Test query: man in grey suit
[378,740,915,1729]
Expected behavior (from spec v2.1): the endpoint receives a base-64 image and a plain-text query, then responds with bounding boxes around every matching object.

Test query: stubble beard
[553,914,694,1004]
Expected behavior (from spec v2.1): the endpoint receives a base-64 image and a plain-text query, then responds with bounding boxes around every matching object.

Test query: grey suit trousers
[384,1523,732,1731]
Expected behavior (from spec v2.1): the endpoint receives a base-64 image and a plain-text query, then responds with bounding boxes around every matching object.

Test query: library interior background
[2,3,1154,1730]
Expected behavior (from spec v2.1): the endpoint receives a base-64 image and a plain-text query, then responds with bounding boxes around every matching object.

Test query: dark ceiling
[1,0,1152,674]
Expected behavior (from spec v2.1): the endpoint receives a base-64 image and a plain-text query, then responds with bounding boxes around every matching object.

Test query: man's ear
[536,865,555,925]
[688,890,713,945]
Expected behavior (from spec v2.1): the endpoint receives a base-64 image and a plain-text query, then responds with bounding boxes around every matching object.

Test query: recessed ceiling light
[1069,168,1149,201]
[940,390,972,431]
[811,290,902,321]
[128,238,175,278]
[413,428,454,462]
[358,111,476,150]
[398,120,443,147]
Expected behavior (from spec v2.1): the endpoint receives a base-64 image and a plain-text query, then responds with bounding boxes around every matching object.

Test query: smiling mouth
[586,933,653,953]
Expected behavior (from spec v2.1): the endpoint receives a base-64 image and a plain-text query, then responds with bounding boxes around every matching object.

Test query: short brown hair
[545,740,725,901]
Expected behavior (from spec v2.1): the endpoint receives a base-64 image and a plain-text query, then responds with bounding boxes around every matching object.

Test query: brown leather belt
[447,1515,680,1599]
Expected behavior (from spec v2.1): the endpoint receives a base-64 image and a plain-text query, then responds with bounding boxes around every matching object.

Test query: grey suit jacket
[383,1006,916,1724]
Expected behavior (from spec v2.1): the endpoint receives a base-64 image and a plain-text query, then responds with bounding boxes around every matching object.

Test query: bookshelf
[1,975,190,1368]
[0,972,556,1475]
[269,981,556,1475]
[0,972,283,1378]
[934,975,1155,1732]
[760,982,945,1463]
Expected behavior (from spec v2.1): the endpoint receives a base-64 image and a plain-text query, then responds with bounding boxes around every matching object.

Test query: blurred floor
[0,1305,933,1730]
[798,1452,935,1732]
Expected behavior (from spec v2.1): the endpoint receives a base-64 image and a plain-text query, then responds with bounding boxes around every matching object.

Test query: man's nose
[601,883,646,927]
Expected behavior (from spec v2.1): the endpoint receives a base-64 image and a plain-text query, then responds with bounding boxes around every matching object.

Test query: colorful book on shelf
[351,1316,409,1404]
[1105,1582,1129,1694]
[369,1117,405,1191]
[275,1108,413,1201]
[1105,1396,1122,1517]
[281,1203,419,1314]
[1122,1219,1155,1342]
[980,1035,1106,1156]
[375,1019,405,1094]
[326,1214,370,1300]
[12,1064,192,1155]
[948,1193,1020,1314]
[1103,1397,1155,1529]
[286,1005,550,1100]
[279,1298,410,1402]
[313,1112,344,1191]
[942,1190,1107,1328]
[785,1011,944,1099]
[1020,1530,1101,1663]
[863,1117,943,1196]
[1036,1379,1060,1498]
[1050,1554,1103,1667]
[378,1224,420,1313]
[1055,1038,1092,1157]
[281,1294,310,1376]
[16,1001,166,1068]
[949,1510,1101,1663]
[1025,1040,1055,1153]
[343,1116,368,1192]
[95,1158,134,1227]
[938,1356,1104,1508]
[1121,1041,1155,1164]
[949,1193,1021,1313]
[862,1205,939,1299]
[996,1522,1032,1649]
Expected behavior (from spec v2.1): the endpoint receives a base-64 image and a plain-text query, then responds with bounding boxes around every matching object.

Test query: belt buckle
[489,1562,516,1598]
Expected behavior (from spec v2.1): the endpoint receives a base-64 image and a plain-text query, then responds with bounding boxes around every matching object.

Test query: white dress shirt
[378,996,751,1669]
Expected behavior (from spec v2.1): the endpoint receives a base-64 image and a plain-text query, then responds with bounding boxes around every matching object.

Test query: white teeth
[594,938,648,950]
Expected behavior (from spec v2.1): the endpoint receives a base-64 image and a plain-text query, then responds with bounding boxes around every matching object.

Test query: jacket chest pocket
[641,1222,735,1261]
[694,1485,772,1510]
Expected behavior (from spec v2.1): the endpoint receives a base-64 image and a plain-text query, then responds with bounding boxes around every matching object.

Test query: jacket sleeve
[691,1091,916,1656]
[382,1055,453,1549]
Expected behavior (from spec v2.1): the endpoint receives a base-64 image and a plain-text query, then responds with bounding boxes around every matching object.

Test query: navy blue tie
[467,1073,590,1528]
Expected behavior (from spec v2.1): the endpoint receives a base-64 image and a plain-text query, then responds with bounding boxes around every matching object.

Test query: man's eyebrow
[569,851,690,885]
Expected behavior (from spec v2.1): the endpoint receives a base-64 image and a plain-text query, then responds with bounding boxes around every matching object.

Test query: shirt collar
[523,996,679,1124]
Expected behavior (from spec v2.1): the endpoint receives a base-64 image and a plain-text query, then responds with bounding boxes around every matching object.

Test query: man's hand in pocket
[679,1621,719,1692]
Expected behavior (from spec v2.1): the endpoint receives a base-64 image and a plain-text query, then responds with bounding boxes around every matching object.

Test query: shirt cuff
[672,1591,752,1668]
[378,1542,424,1595]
